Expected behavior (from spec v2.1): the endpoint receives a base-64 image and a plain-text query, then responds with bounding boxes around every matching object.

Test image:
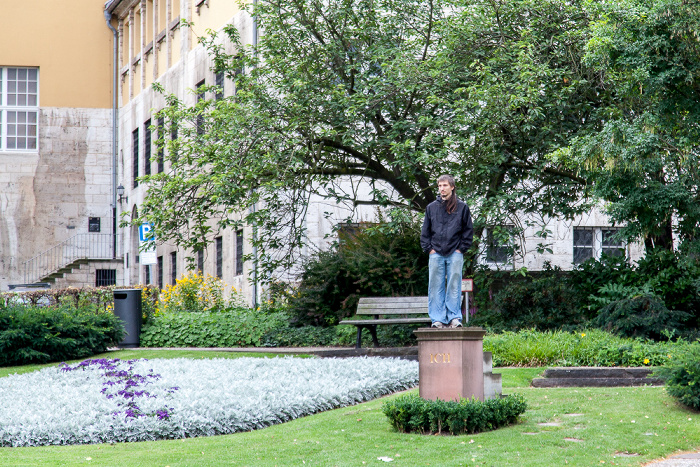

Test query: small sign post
[461,278,474,322]
[139,223,157,266]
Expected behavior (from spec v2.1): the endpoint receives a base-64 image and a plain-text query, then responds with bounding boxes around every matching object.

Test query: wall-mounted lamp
[117,184,128,204]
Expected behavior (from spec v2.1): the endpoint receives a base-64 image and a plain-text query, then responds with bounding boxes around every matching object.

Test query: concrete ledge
[532,367,664,387]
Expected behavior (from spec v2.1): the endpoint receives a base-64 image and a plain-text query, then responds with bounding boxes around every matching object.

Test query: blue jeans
[428,251,463,324]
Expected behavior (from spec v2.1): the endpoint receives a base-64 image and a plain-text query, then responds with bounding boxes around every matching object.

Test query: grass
[2,351,699,466]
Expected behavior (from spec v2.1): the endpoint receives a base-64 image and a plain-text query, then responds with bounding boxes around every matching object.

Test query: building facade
[0,0,644,299]
[0,0,122,291]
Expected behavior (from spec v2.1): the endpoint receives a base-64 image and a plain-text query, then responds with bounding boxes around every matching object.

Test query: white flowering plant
[0,356,417,447]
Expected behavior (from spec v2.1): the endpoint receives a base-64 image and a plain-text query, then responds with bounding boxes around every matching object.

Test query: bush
[593,295,692,340]
[287,214,429,326]
[470,264,583,332]
[157,272,243,315]
[0,304,123,366]
[140,308,287,348]
[382,393,527,435]
[654,342,700,410]
[484,329,682,367]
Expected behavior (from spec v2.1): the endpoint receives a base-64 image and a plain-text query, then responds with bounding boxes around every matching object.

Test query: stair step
[532,377,663,388]
[543,367,654,379]
[532,367,663,387]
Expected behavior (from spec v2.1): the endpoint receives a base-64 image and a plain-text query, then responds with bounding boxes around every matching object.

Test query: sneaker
[449,319,462,328]
[431,321,445,329]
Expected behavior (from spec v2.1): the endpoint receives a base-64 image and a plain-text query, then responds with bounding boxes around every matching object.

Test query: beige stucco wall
[0,0,114,109]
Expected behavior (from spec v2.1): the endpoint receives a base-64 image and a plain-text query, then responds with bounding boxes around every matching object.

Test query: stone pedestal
[414,327,487,402]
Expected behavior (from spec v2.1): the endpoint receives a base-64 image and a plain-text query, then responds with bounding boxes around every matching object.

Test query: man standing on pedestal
[420,175,474,329]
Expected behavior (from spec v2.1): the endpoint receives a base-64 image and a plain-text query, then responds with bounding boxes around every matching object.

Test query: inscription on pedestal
[429,353,451,363]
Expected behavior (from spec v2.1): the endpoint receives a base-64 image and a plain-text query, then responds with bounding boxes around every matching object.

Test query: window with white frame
[573,227,625,265]
[0,67,39,151]
[485,226,514,264]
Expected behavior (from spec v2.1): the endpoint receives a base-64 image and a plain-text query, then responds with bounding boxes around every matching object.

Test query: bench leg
[355,327,363,349]
[368,325,379,348]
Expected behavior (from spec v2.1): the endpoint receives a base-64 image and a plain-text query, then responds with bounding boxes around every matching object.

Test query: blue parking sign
[139,223,155,242]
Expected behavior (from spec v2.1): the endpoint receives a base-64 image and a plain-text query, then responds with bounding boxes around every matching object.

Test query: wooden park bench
[339,296,431,349]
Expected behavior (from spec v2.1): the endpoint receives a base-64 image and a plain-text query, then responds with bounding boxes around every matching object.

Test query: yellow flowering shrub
[156,272,242,315]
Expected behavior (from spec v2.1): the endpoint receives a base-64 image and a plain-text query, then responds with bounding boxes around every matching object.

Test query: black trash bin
[113,289,142,348]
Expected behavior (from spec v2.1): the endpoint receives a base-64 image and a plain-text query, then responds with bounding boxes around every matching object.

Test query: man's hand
[430,249,436,254]
[456,250,461,254]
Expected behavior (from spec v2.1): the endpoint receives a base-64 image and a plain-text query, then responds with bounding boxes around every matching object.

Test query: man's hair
[438,174,455,187]
[437,174,457,213]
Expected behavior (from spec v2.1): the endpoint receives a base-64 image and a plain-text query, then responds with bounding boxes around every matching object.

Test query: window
[157,116,164,173]
[88,217,101,233]
[196,80,205,135]
[215,71,224,100]
[602,229,625,258]
[170,121,178,161]
[235,229,244,275]
[215,236,223,278]
[0,67,39,151]
[144,119,152,176]
[170,251,177,284]
[485,226,513,264]
[573,228,594,264]
[144,265,151,285]
[132,128,139,188]
[157,255,163,290]
[197,249,204,274]
[95,269,116,287]
[573,227,625,264]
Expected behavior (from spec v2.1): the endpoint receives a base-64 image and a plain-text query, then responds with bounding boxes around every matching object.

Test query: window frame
[0,67,40,152]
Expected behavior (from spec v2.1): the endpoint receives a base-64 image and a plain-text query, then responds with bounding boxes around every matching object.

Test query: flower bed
[0,356,418,447]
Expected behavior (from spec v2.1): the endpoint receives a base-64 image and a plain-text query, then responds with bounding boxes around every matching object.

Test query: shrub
[0,304,123,366]
[382,393,527,435]
[593,295,692,340]
[654,342,700,410]
[470,264,583,332]
[287,214,429,326]
[157,272,244,315]
[483,329,681,367]
[140,308,287,348]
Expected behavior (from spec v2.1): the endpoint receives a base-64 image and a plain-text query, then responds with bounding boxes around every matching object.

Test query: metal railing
[23,233,121,284]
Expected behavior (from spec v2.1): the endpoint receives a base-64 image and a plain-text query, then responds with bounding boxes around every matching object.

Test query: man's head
[437,174,455,200]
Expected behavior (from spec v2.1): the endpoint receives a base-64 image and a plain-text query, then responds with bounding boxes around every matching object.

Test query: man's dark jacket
[420,196,473,256]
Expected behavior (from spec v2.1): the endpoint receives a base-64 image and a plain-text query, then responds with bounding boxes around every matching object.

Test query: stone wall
[0,106,117,290]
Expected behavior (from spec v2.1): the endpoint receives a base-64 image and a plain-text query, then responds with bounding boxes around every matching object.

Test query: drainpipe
[104,8,119,261]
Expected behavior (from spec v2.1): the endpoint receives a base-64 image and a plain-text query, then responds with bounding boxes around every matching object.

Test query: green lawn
[2,351,699,466]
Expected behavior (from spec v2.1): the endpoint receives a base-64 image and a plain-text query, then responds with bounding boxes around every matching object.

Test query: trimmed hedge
[0,304,123,366]
[382,393,527,435]
[139,309,288,348]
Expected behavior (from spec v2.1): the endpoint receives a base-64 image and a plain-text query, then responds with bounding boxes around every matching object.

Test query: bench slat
[339,317,431,325]
[358,297,428,305]
[357,302,427,311]
[354,309,427,316]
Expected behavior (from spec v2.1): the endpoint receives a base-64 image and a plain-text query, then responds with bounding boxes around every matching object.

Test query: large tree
[571,0,700,251]
[140,0,607,280]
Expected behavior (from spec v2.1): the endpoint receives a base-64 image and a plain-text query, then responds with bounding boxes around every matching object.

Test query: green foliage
[261,323,355,347]
[594,295,692,341]
[137,0,601,281]
[483,329,682,367]
[382,393,527,435]
[572,0,700,248]
[470,264,582,332]
[287,218,428,326]
[570,249,700,331]
[0,304,123,366]
[157,272,242,315]
[654,342,700,410]
[140,309,287,348]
